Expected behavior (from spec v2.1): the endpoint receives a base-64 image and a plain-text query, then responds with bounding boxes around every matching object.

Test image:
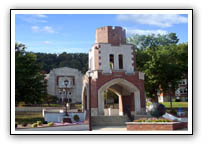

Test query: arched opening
[104,89,119,116]
[98,78,141,116]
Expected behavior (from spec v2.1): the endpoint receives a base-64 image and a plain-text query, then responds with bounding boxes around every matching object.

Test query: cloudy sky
[15,14,188,53]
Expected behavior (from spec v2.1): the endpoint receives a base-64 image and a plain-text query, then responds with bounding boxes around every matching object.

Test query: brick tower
[82,26,146,119]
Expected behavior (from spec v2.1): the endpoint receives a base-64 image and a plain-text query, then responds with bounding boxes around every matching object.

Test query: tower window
[119,54,123,69]
[109,54,114,70]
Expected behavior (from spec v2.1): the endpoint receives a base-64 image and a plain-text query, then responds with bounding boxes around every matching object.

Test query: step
[91,116,129,126]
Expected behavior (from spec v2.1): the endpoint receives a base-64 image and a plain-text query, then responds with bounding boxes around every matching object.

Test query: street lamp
[88,70,92,131]
[64,79,69,116]
[59,90,62,103]
[168,82,172,112]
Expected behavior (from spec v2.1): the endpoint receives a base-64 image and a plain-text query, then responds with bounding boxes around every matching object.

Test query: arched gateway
[97,78,141,116]
[82,26,146,125]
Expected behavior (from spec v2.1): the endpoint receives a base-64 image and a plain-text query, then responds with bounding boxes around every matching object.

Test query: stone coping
[93,43,133,47]
[125,122,182,125]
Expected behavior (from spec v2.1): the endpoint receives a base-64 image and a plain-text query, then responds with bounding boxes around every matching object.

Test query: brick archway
[97,78,141,116]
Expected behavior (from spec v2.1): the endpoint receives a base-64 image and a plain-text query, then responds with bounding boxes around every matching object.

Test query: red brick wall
[90,71,145,110]
[95,26,126,46]
[126,122,187,131]
[127,124,173,130]
[122,93,135,111]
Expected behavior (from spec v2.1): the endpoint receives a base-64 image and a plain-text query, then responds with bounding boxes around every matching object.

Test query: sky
[15,14,188,54]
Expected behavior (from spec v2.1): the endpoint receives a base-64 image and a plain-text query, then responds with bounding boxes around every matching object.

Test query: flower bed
[16,121,85,129]
[126,118,187,131]
[135,118,172,123]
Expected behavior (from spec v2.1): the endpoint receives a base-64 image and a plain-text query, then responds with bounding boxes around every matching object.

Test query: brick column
[98,91,104,115]
[134,91,141,115]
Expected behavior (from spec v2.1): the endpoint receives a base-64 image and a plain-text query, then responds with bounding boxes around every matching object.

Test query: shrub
[37,121,42,126]
[43,121,48,124]
[162,119,171,122]
[148,120,155,122]
[31,123,38,128]
[73,115,80,122]
[18,102,25,107]
[136,120,144,122]
[48,122,54,127]
[170,108,177,115]
[62,118,72,123]
[21,123,28,127]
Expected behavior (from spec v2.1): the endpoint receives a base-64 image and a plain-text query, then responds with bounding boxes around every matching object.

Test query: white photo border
[10,9,193,135]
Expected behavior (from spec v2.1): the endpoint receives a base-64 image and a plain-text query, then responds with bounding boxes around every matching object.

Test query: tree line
[35,52,88,74]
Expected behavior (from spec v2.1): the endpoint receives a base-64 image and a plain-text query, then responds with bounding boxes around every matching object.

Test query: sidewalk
[92,125,127,131]
[16,124,89,131]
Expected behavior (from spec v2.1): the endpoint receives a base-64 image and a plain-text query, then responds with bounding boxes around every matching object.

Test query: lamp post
[64,79,69,116]
[59,90,62,103]
[88,71,92,131]
[68,92,72,110]
[168,82,172,112]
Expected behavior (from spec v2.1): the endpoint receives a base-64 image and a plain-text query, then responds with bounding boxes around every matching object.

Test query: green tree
[129,33,187,102]
[15,42,47,105]
[136,43,188,102]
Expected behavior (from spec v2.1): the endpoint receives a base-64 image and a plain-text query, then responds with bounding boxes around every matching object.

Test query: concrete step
[91,116,130,126]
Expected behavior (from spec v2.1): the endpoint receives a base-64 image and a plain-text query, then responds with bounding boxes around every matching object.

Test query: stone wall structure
[82,26,146,117]
[47,67,83,103]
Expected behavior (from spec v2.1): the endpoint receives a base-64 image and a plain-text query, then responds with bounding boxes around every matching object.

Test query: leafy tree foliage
[129,34,187,102]
[15,42,47,105]
[141,44,188,102]
[127,33,179,50]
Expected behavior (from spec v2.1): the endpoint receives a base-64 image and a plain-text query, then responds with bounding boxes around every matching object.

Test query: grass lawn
[15,112,44,124]
[146,102,188,108]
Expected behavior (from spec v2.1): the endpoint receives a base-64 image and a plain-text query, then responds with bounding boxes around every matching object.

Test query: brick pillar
[98,91,104,115]
[134,91,141,115]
